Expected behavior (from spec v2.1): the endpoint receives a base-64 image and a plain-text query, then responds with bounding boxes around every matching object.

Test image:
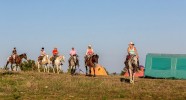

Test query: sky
[0,0,186,73]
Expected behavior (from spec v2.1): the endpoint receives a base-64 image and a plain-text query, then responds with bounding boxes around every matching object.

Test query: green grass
[0,71,186,100]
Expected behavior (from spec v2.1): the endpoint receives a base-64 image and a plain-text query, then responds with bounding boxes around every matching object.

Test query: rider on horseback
[38,47,46,64]
[85,45,94,65]
[12,47,17,63]
[52,47,59,66]
[86,45,94,57]
[125,42,139,66]
[68,47,79,67]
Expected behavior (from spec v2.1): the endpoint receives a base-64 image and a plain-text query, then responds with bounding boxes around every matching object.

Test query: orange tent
[124,66,144,77]
[90,64,108,76]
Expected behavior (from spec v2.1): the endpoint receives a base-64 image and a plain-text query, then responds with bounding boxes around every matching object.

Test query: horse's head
[128,55,138,67]
[59,55,65,63]
[92,54,99,63]
[20,53,27,60]
[43,55,49,61]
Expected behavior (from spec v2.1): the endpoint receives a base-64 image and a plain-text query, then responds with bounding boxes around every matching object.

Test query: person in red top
[53,47,59,56]
[52,47,59,65]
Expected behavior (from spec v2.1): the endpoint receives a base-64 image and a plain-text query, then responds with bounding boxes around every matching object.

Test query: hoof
[130,80,134,84]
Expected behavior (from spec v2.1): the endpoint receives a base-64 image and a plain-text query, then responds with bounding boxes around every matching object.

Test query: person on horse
[52,47,59,65]
[38,47,46,64]
[125,42,139,67]
[85,45,94,64]
[12,47,18,63]
[68,47,79,67]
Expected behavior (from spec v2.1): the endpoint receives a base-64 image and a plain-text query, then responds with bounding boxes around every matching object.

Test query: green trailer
[145,53,186,79]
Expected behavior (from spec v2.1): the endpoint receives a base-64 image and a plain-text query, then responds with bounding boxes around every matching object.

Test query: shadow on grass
[138,76,186,80]
[120,78,130,83]
[0,71,20,76]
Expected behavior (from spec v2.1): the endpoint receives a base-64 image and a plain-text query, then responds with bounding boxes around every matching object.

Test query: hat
[88,45,92,47]
[129,42,134,45]
[42,47,44,49]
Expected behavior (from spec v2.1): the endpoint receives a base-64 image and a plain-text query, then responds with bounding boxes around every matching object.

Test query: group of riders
[9,42,139,69]
[37,45,95,67]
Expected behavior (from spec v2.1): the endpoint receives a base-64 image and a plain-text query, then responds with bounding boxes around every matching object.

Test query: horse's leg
[47,64,49,73]
[52,65,55,73]
[5,61,9,70]
[57,65,59,74]
[15,64,18,71]
[10,64,13,71]
[70,66,73,75]
[73,65,76,74]
[128,68,133,84]
[85,66,88,76]
[132,65,137,84]
[89,67,91,76]
[93,67,96,77]
[44,65,46,73]
[132,72,135,84]
[20,64,22,71]
[38,64,40,72]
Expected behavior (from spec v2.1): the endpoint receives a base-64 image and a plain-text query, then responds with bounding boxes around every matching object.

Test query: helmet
[14,47,16,49]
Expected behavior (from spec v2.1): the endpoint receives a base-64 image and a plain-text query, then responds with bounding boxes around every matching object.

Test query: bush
[20,60,36,71]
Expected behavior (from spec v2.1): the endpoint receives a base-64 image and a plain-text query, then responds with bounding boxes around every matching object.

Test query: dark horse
[5,53,27,71]
[85,54,99,77]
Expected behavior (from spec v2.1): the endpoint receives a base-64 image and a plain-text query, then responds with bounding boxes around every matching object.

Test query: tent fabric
[145,53,186,79]
[124,66,144,77]
[90,64,108,76]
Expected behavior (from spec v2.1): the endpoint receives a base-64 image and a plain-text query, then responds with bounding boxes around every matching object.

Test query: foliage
[20,60,36,71]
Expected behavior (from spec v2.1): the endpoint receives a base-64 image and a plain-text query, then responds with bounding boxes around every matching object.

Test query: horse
[69,55,79,75]
[125,54,138,84]
[37,55,50,73]
[85,54,99,77]
[50,55,65,74]
[5,53,27,71]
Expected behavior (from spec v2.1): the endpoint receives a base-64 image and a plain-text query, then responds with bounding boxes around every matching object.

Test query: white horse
[126,55,138,84]
[69,55,79,75]
[51,55,65,74]
[37,55,50,73]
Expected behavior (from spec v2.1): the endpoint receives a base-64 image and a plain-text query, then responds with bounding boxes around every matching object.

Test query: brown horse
[85,54,99,77]
[5,53,27,71]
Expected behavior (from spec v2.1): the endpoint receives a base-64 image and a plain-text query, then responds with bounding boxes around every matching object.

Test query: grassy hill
[0,71,186,100]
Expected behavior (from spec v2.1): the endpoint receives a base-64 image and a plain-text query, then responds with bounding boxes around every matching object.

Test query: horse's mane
[19,53,26,56]
[93,54,99,58]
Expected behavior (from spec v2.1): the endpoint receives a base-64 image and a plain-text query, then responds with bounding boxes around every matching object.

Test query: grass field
[0,70,186,100]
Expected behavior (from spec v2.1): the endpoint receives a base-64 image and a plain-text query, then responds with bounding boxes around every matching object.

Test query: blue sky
[0,0,186,73]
